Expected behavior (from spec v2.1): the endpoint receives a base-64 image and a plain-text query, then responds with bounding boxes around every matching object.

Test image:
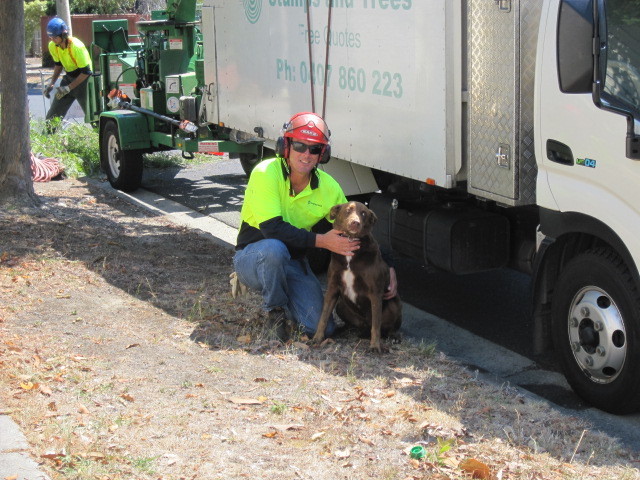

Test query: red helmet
[282,112,330,144]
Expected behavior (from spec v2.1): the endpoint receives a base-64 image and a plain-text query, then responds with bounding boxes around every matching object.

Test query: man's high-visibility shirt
[236,157,347,257]
[48,36,91,76]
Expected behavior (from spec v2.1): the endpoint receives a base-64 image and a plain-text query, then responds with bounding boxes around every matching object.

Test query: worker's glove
[229,272,248,299]
[43,84,54,99]
[55,85,70,100]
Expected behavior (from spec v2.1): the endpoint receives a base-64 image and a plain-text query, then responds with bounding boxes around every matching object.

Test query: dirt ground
[1,178,640,480]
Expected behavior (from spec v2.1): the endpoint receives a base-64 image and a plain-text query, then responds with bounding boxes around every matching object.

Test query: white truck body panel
[202,0,461,192]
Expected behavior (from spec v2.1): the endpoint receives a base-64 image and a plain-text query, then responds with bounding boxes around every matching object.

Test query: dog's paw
[367,341,388,354]
[387,331,403,344]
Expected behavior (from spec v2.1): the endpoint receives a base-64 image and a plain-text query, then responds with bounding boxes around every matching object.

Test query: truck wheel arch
[532,209,640,354]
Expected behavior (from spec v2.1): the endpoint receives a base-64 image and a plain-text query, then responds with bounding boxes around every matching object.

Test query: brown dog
[312,201,402,352]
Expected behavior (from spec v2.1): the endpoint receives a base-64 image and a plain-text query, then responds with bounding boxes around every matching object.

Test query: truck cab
[534,0,640,413]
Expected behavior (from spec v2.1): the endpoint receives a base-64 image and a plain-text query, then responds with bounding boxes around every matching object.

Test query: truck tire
[551,248,640,413]
[100,121,143,192]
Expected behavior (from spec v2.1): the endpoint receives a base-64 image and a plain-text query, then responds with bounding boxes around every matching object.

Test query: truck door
[537,0,640,247]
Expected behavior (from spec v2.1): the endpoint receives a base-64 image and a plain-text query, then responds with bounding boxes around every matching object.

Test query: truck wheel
[551,248,640,413]
[100,121,143,192]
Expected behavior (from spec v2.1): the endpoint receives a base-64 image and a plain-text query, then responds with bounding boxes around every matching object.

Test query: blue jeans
[233,239,335,336]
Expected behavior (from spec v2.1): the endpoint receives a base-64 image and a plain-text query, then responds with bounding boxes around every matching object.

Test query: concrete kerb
[0,414,51,480]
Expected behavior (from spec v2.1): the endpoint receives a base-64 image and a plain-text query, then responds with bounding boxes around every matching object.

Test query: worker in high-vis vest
[233,112,402,343]
[43,17,92,129]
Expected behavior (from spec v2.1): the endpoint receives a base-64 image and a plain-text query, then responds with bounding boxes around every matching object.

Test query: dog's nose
[349,219,361,228]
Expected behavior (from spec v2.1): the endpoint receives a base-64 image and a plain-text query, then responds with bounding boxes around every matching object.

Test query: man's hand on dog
[316,229,360,256]
[384,267,398,300]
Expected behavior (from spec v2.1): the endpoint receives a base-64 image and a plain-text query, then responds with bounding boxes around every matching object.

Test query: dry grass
[1,178,639,480]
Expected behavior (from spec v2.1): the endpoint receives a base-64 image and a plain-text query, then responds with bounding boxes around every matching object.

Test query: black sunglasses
[290,141,323,155]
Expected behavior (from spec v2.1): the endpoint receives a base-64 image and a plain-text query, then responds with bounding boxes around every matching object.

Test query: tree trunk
[56,0,72,35]
[0,0,38,207]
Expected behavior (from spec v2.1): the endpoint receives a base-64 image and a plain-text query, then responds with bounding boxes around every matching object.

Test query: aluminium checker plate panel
[467,0,542,206]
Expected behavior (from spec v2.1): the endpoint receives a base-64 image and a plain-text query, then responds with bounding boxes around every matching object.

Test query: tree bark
[0,0,39,207]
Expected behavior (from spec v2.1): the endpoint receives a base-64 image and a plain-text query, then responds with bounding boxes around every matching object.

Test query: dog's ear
[330,204,342,221]
[367,208,377,227]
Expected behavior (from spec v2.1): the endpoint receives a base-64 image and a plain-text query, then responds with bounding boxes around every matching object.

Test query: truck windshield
[603,0,640,115]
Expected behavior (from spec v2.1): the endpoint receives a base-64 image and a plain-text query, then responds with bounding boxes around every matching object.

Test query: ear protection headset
[275,112,332,164]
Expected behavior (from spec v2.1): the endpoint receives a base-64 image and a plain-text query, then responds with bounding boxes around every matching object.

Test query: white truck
[196,0,640,413]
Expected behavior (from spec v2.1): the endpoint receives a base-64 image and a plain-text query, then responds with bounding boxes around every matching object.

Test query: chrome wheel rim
[107,134,121,177]
[568,287,626,384]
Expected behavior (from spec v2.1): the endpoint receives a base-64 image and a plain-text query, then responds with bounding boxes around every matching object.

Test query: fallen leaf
[85,452,105,460]
[311,431,325,441]
[460,458,491,479]
[41,451,65,460]
[40,385,53,396]
[125,343,140,349]
[229,397,263,405]
[236,335,252,344]
[120,393,135,402]
[262,431,278,438]
[77,404,90,414]
[5,475,18,480]
[254,378,268,382]
[271,424,304,431]
[335,448,351,458]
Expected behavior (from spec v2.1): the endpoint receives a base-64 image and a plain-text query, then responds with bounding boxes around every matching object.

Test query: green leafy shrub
[30,119,100,178]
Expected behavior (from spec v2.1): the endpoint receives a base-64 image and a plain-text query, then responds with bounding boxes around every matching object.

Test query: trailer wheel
[551,248,640,413]
[229,153,262,177]
[100,121,143,192]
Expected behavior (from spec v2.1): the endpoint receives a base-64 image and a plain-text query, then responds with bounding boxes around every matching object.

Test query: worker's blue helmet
[47,17,68,37]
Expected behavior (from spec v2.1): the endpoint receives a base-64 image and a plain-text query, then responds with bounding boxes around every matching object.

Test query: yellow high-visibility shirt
[48,36,91,74]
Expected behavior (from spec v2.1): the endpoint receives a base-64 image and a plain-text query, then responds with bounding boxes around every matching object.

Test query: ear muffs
[319,144,331,164]
[275,136,288,158]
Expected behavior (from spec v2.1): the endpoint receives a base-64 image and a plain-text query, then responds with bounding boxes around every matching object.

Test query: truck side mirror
[557,0,594,93]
